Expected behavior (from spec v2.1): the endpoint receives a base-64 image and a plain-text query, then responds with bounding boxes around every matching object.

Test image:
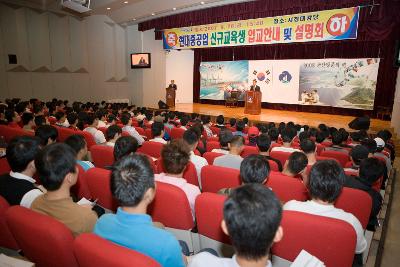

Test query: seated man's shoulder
[283,199,305,210]
[190,252,229,267]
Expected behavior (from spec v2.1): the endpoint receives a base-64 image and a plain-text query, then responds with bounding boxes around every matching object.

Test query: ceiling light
[132,18,136,21]
[151,13,155,16]
[106,7,111,10]
[200,1,205,4]
[172,7,176,10]
[124,1,128,3]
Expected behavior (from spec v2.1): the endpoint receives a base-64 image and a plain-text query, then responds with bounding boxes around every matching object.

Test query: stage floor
[172,103,391,132]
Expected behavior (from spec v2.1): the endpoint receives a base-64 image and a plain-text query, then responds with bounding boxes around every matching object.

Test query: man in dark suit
[168,80,177,90]
[250,79,260,92]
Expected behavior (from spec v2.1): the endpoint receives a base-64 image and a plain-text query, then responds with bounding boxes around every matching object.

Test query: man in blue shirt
[94,154,185,267]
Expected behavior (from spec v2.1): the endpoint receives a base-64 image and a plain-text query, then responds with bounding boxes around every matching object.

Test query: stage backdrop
[200,58,380,110]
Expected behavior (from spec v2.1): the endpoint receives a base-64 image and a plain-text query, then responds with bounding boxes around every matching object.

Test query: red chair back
[134,127,145,135]
[90,145,114,169]
[0,125,34,143]
[316,144,325,155]
[206,141,221,152]
[156,159,199,186]
[57,127,77,142]
[335,187,372,229]
[148,182,194,230]
[80,131,97,150]
[170,127,186,140]
[0,196,19,250]
[97,127,107,135]
[6,206,78,267]
[203,152,224,165]
[210,126,220,135]
[201,165,241,193]
[71,164,92,200]
[320,150,350,167]
[272,210,356,267]
[240,146,259,158]
[137,141,164,158]
[144,128,153,140]
[195,193,230,244]
[85,168,118,211]
[269,150,292,166]
[74,233,160,267]
[266,172,309,202]
[268,160,280,172]
[0,157,11,175]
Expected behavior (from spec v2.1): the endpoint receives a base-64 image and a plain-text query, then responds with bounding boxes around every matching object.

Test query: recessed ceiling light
[172,7,176,10]
[200,1,205,4]
[124,1,128,3]
[132,18,136,21]
[151,13,155,16]
[106,7,111,10]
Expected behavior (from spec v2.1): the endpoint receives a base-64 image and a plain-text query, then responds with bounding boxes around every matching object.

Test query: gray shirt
[213,154,243,170]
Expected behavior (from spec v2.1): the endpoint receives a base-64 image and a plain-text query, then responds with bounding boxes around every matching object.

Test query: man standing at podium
[249,79,260,92]
[168,80,177,90]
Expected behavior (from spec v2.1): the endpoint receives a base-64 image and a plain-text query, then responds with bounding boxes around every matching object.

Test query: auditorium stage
[172,103,391,132]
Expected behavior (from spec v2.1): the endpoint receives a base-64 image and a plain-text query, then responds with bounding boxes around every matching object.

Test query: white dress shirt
[189,151,208,187]
[122,125,145,145]
[10,171,43,208]
[84,127,106,144]
[150,137,167,144]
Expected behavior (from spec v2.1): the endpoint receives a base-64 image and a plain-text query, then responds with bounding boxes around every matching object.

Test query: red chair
[316,144,325,155]
[272,211,356,267]
[195,193,233,255]
[134,127,145,136]
[170,127,186,140]
[57,127,78,142]
[144,128,153,140]
[266,172,309,202]
[268,160,280,172]
[372,176,383,192]
[201,165,241,193]
[6,206,78,267]
[148,182,196,251]
[80,131,97,150]
[320,150,349,167]
[156,159,199,187]
[97,127,107,135]
[240,146,259,158]
[137,141,164,159]
[90,145,114,168]
[85,168,118,211]
[0,196,19,250]
[270,150,292,166]
[321,141,332,147]
[203,152,224,165]
[0,157,11,175]
[0,125,34,142]
[48,117,57,125]
[207,136,219,142]
[210,126,220,135]
[206,141,221,152]
[335,187,372,229]
[71,164,92,200]
[74,233,160,267]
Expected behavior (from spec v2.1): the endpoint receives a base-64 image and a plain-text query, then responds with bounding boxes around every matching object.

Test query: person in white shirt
[96,110,107,128]
[189,184,282,267]
[0,136,44,208]
[284,160,367,257]
[154,140,201,217]
[201,115,214,137]
[105,125,122,147]
[182,129,208,187]
[211,129,233,155]
[83,114,106,144]
[149,122,167,144]
[120,113,145,146]
[214,136,244,170]
[271,128,300,153]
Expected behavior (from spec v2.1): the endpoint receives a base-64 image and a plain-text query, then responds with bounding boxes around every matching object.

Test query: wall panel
[49,14,70,72]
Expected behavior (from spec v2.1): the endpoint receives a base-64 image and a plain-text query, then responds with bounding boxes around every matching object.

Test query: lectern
[244,91,261,115]
[166,87,176,108]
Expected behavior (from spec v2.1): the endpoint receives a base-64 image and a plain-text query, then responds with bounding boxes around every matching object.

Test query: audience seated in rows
[0,136,44,207]
[21,112,35,132]
[121,113,145,145]
[155,140,201,216]
[271,128,299,153]
[94,154,186,267]
[183,129,208,181]
[105,125,122,147]
[84,114,106,144]
[257,134,283,171]
[212,128,233,155]
[35,125,58,146]
[300,139,317,166]
[150,121,167,144]
[233,120,247,137]
[113,136,139,161]
[218,154,270,195]
[214,136,244,170]
[281,152,308,181]
[64,134,94,171]
[345,145,369,175]
[325,131,349,155]
[31,143,98,237]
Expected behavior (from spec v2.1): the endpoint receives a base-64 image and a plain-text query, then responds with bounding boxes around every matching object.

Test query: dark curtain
[139,0,400,116]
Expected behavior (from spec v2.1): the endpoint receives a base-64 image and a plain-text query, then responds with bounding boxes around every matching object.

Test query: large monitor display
[131,53,151,69]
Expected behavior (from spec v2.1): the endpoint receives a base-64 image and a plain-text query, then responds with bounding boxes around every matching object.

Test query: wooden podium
[244,91,261,115]
[166,87,176,108]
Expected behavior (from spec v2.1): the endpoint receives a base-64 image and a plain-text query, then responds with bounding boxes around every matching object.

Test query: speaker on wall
[8,54,17,64]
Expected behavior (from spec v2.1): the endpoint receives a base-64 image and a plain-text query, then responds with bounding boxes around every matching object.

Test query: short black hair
[34,143,77,191]
[107,114,116,123]
[224,184,282,260]
[230,135,245,148]
[300,139,316,154]
[120,114,130,125]
[350,145,369,165]
[180,115,190,126]
[216,115,224,125]
[331,131,343,145]
[256,134,271,152]
[5,109,16,122]
[34,115,46,127]
[229,118,237,127]
[6,136,41,172]
[236,120,245,132]
[268,127,279,142]
[280,128,292,143]
[201,115,211,124]
[35,125,58,146]
[64,134,86,155]
[151,122,164,137]
[86,113,96,125]
[67,112,78,125]
[361,139,377,154]
[55,111,65,121]
[219,129,233,147]
[298,131,310,142]
[106,125,122,141]
[111,154,155,207]
[240,155,270,184]
[308,160,345,203]
[21,112,34,126]
[114,136,138,161]
[161,140,190,174]
[183,129,199,146]
[377,129,392,142]
[359,158,384,185]
[242,117,249,124]
[287,152,308,174]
